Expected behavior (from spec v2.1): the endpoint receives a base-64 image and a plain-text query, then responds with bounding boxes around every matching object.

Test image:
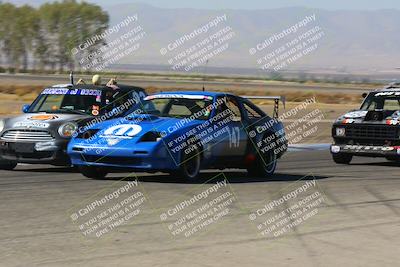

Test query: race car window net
[215,97,242,122]
[243,102,262,119]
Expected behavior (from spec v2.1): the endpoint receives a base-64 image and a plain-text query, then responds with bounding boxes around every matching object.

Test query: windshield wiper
[58,108,87,115]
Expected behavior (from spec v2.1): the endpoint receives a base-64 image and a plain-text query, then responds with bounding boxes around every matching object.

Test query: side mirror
[362,93,368,98]
[22,104,30,113]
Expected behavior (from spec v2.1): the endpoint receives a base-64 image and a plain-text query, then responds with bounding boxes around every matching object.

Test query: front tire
[0,161,17,170]
[171,147,201,182]
[248,149,277,177]
[78,166,108,179]
[332,153,352,164]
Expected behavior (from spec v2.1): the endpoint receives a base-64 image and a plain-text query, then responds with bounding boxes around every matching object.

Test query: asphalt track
[1,148,399,267]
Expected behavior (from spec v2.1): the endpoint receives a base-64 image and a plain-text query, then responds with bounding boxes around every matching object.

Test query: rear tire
[0,161,17,170]
[78,166,108,179]
[248,149,277,177]
[171,146,201,182]
[332,153,352,164]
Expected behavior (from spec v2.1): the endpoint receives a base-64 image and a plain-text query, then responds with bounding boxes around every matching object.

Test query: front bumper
[68,144,178,172]
[330,144,400,157]
[0,140,70,165]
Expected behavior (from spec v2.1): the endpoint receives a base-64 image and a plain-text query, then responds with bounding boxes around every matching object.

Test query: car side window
[218,97,242,121]
[243,102,263,119]
[225,97,242,122]
[384,99,400,110]
[365,100,378,110]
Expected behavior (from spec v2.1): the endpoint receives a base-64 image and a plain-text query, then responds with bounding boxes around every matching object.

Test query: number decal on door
[229,127,240,148]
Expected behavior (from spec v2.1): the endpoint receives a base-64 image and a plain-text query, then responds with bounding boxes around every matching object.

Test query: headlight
[58,122,78,137]
[140,131,162,142]
[336,127,346,137]
[0,120,4,132]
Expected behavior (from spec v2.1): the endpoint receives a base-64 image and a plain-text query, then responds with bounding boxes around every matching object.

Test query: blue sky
[7,0,400,10]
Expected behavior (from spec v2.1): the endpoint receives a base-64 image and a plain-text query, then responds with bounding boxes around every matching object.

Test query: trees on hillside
[0,0,109,73]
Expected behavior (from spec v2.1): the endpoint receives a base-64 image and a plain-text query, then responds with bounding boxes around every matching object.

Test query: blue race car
[67,91,287,181]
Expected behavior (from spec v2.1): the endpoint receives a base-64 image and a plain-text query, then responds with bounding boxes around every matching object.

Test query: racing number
[212,96,247,157]
[229,127,241,148]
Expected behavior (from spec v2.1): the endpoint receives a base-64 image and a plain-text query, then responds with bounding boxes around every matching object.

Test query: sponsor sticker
[101,124,143,138]
[14,121,50,128]
[92,105,100,116]
[29,115,58,121]
[41,88,102,96]
[374,91,400,97]
[343,111,367,119]
[343,145,395,152]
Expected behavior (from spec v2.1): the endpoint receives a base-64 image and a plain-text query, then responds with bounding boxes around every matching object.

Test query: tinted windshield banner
[374,92,400,97]
[41,88,102,96]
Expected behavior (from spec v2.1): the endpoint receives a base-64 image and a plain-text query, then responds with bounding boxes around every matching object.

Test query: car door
[210,96,248,160]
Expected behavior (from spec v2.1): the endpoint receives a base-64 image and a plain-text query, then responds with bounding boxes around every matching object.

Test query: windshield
[30,88,104,115]
[361,92,400,111]
[136,95,214,119]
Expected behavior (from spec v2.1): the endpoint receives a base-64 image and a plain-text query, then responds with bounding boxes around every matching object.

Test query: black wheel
[78,166,108,179]
[171,146,201,182]
[332,153,352,164]
[248,149,277,177]
[0,161,17,170]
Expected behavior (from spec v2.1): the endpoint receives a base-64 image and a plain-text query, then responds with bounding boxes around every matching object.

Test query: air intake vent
[1,129,54,142]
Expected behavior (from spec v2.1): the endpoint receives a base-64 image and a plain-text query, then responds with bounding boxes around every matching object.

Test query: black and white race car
[0,78,146,170]
[331,83,400,164]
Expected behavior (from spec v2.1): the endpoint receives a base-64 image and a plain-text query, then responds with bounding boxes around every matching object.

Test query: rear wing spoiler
[241,96,286,119]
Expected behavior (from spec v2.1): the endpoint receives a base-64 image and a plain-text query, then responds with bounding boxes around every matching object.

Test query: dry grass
[0,85,364,104]
[0,84,363,115]
[0,85,43,96]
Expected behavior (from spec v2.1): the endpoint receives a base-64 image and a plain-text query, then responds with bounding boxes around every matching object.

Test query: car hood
[3,113,91,132]
[90,114,203,140]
